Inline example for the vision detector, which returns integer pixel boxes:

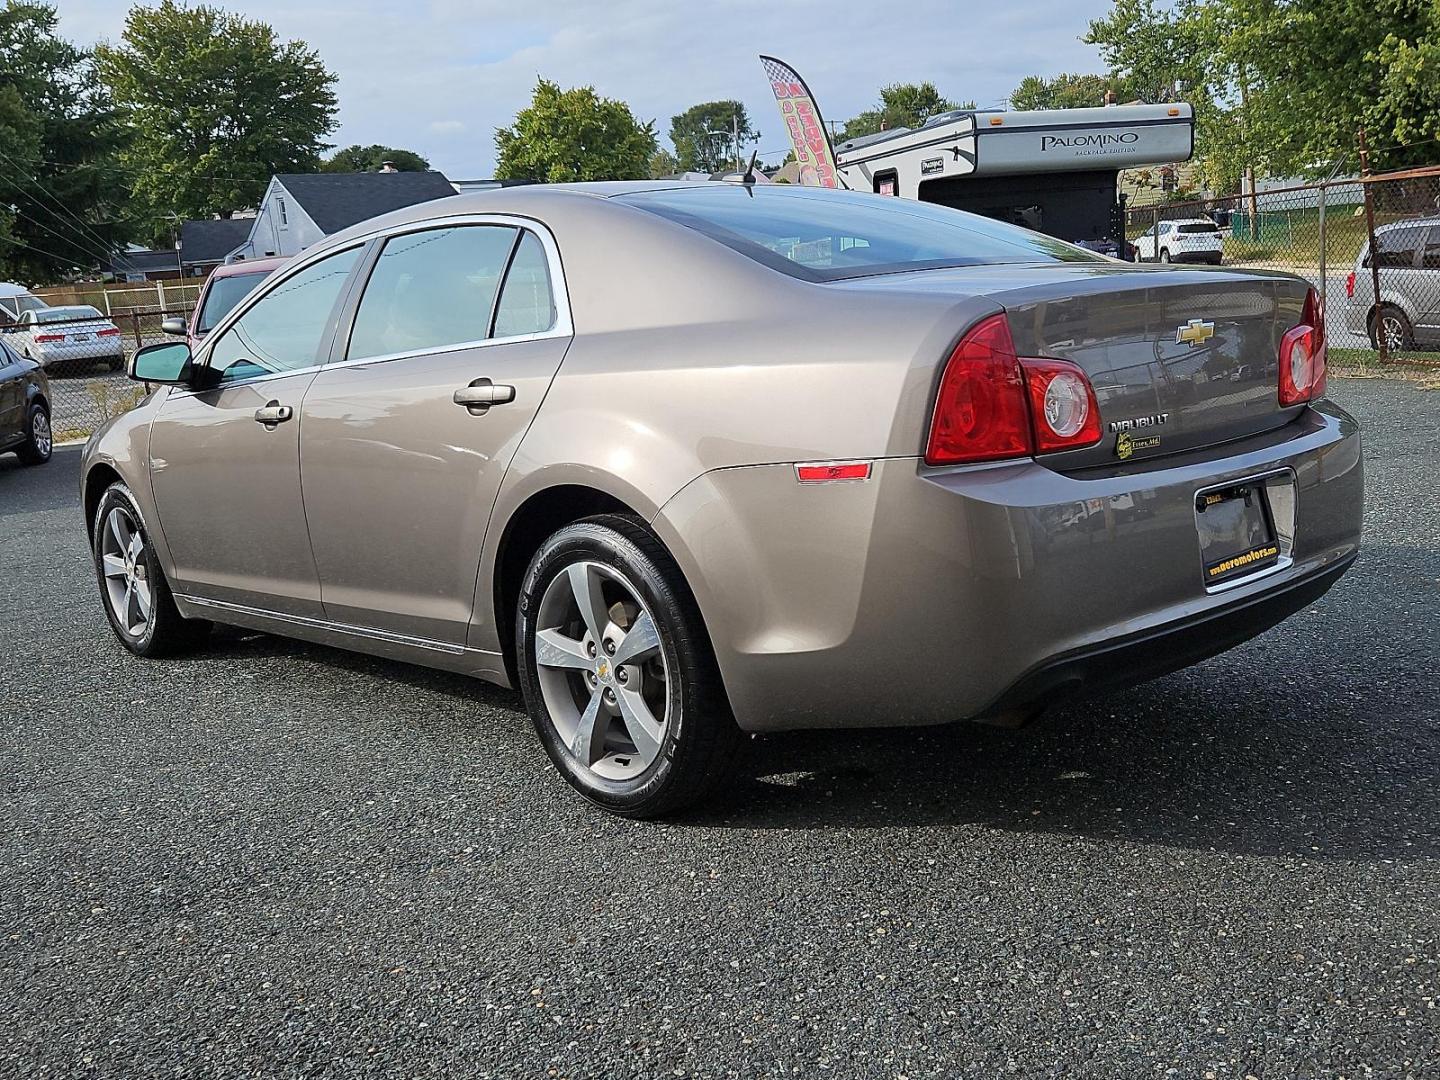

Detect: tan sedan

[81,182,1362,816]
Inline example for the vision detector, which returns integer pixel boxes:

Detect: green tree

[0,2,129,282]
[1010,72,1135,111]
[96,0,337,231]
[668,100,759,173]
[495,79,656,183]
[648,147,680,178]
[324,144,430,173]
[839,82,969,141]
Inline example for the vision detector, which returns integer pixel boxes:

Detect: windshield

[38,306,102,322]
[198,272,268,333]
[616,185,1104,281]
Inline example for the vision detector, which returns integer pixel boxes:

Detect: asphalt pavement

[2,377,1437,1079]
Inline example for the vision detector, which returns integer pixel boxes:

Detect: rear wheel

[1370,305,1414,352]
[92,481,210,656]
[516,515,742,818]
[15,403,51,466]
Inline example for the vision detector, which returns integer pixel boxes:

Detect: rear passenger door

[298,218,572,646]
[1417,226,1440,331]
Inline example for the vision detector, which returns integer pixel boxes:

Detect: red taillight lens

[33,333,63,343]
[1345,271,1356,299]
[925,314,1032,465]
[1279,288,1327,406]
[1020,358,1103,453]
[97,327,120,337]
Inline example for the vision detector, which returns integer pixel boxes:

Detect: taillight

[1279,287,1327,406]
[925,314,1102,466]
[33,333,63,343]
[925,315,1031,465]
[1020,358,1102,453]
[97,327,120,337]
[1345,271,1356,299]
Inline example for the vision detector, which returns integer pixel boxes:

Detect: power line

[0,146,122,260]
[10,207,114,267]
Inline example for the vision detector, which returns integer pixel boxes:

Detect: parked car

[0,282,49,327]
[1342,216,1440,351]
[0,337,52,466]
[1073,237,1138,261]
[80,182,1361,817]
[161,256,288,352]
[7,305,125,372]
[1133,218,1224,264]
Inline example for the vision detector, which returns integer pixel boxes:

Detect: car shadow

[0,444,83,516]
[683,656,1437,863]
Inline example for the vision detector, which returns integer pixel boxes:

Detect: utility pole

[1357,128,1385,362]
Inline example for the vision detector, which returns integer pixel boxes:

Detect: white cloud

[57,0,1114,178]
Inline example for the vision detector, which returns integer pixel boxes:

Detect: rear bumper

[1169,250,1223,264]
[654,401,1362,732]
[34,341,124,366]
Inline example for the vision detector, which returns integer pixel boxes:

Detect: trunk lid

[835,264,1312,468]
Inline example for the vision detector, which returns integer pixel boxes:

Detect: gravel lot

[2,378,1437,1079]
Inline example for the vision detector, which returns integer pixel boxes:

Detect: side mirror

[160,317,187,337]
[129,341,193,385]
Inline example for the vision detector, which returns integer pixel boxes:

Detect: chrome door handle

[453,379,516,413]
[254,402,293,425]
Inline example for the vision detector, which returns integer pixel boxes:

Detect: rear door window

[1367,226,1425,268]
[492,231,557,339]
[347,225,518,361]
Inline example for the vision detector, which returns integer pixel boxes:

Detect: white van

[0,283,49,327]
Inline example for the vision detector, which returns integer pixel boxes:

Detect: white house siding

[228,179,326,262]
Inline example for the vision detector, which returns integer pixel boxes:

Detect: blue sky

[59,0,1115,178]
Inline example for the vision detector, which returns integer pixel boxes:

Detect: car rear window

[1176,223,1219,234]
[616,185,1103,281]
[37,306,101,322]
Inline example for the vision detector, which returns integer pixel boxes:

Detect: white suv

[1133,218,1224,265]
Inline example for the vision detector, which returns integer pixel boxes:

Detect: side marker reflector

[796,461,872,483]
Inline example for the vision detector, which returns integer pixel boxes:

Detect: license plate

[1195,483,1279,585]
[73,333,92,342]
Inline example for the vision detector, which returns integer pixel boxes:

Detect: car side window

[1421,228,1440,271]
[347,225,518,361]
[207,247,360,383]
[492,231,557,339]
[1368,226,1424,269]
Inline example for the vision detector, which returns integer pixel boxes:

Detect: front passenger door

[148,245,363,615]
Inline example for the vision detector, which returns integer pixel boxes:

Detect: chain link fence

[1,305,189,441]
[1126,164,1440,367]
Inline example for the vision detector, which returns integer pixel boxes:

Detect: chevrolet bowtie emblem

[1176,318,1216,346]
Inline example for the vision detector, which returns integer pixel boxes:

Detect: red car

[161,256,289,353]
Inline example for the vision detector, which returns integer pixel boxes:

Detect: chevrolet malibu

[80,182,1362,817]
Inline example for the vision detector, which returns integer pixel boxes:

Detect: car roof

[1165,218,1219,225]
[1376,216,1440,232]
[211,255,289,279]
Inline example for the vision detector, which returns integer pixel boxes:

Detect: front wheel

[516,515,742,818]
[15,403,52,465]
[1159,248,1172,263]
[92,482,211,656]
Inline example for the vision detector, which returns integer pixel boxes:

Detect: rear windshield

[37,306,102,322]
[198,272,268,332]
[616,185,1103,281]
[1176,223,1219,234]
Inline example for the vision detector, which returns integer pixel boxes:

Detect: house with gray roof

[228,171,458,261]
[179,217,253,276]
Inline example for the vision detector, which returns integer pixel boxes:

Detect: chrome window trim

[173,214,572,395]
[338,217,572,370]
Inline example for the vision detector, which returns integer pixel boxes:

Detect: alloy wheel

[31,410,51,458]
[100,506,154,639]
[1381,315,1406,351]
[533,560,669,781]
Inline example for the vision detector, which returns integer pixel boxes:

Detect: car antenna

[741,150,759,187]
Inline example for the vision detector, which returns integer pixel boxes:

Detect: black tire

[1370,305,1414,352]
[15,402,52,466]
[108,354,125,372]
[516,514,743,818]
[91,481,211,657]
[1159,248,1172,263]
